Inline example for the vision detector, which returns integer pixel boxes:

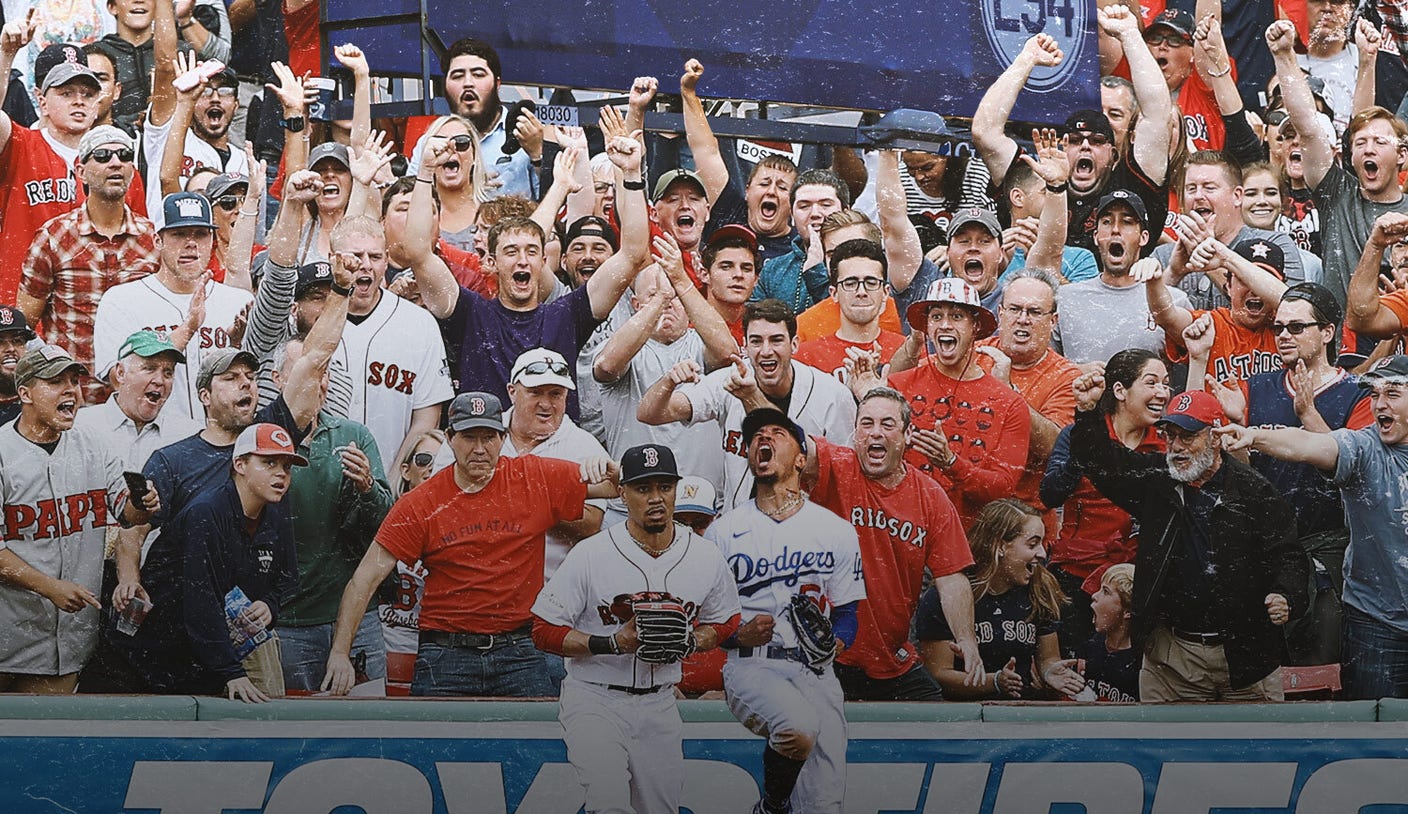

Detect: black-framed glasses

[1272,321,1328,335]
[837,277,885,292]
[411,452,435,467]
[1144,33,1192,47]
[1001,304,1052,319]
[1069,132,1111,147]
[86,147,133,164]
[199,86,237,99]
[213,194,245,212]
[516,359,570,378]
[446,134,475,152]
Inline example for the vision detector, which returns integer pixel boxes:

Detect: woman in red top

[1040,348,1168,655]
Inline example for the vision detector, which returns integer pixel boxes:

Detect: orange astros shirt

[1165,308,1281,384]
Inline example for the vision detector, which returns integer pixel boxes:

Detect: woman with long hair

[1040,349,1168,654]
[917,498,1081,699]
[419,114,491,252]
[393,428,446,499]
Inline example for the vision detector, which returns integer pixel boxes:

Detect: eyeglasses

[1001,304,1052,319]
[445,134,475,152]
[516,359,570,378]
[1144,32,1192,47]
[85,147,133,164]
[411,452,435,467]
[198,86,237,99]
[212,194,246,212]
[836,277,885,292]
[1271,321,1328,335]
[1069,132,1111,147]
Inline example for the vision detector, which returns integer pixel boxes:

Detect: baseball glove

[785,594,836,673]
[632,599,694,664]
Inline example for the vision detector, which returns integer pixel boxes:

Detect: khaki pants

[241,634,286,698]
[1139,625,1283,702]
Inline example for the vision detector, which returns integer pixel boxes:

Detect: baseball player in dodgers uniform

[708,408,866,814]
[532,443,741,814]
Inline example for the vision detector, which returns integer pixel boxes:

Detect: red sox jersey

[0,421,127,675]
[92,276,254,422]
[332,291,453,479]
[0,126,80,305]
[533,521,741,688]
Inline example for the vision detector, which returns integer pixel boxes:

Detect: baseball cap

[118,330,186,364]
[0,305,37,341]
[1233,238,1285,280]
[308,142,351,171]
[294,261,334,300]
[232,423,309,466]
[1147,7,1195,41]
[652,168,707,203]
[706,223,759,253]
[1095,189,1149,229]
[948,207,1002,239]
[1156,390,1226,432]
[196,347,258,391]
[1063,110,1116,144]
[162,192,214,230]
[14,344,87,388]
[78,126,135,162]
[34,43,87,90]
[674,476,718,516]
[447,391,506,433]
[40,61,100,94]
[204,173,249,202]
[563,216,619,252]
[904,277,998,338]
[741,407,807,454]
[1361,354,1408,385]
[1281,281,1343,327]
[620,443,680,484]
[511,348,575,390]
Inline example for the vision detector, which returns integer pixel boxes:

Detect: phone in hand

[124,472,149,504]
[173,59,226,92]
[500,99,538,155]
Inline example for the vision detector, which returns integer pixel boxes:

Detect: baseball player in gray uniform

[707,408,866,814]
[0,345,157,693]
[532,443,742,814]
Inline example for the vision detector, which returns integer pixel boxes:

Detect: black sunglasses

[1069,132,1111,147]
[86,147,134,163]
[410,452,435,467]
[446,134,475,152]
[212,194,245,212]
[1271,321,1328,335]
[517,359,570,378]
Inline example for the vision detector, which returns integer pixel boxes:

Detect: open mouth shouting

[1360,158,1383,187]
[1072,154,1097,182]
[55,397,78,422]
[755,355,781,382]
[961,258,985,284]
[320,181,342,203]
[142,385,165,408]
[758,197,779,222]
[863,441,888,469]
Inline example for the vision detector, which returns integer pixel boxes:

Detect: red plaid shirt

[21,204,159,403]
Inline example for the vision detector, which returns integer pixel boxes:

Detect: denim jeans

[834,662,944,701]
[1341,603,1408,700]
[279,610,387,694]
[411,635,553,697]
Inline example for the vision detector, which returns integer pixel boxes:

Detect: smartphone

[123,472,149,502]
[173,59,226,92]
[500,99,538,155]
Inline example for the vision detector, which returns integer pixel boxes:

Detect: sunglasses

[443,134,475,152]
[199,86,237,99]
[410,452,435,467]
[516,359,570,378]
[1069,132,1111,147]
[86,147,134,163]
[212,194,246,212]
[1271,321,1328,335]
[1144,32,1192,47]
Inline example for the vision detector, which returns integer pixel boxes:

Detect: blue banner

[324,0,1099,122]
[3,719,1407,812]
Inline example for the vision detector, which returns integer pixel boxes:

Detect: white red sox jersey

[706,500,866,648]
[0,421,127,675]
[679,360,856,511]
[332,291,453,479]
[92,276,254,423]
[532,521,741,688]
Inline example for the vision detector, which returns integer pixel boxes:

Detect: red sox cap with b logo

[232,423,309,466]
[1157,390,1226,432]
[621,443,680,484]
[447,391,505,433]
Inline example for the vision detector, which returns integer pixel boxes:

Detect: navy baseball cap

[1063,110,1115,143]
[564,216,618,252]
[447,391,505,433]
[0,305,36,340]
[34,43,87,90]
[162,192,214,230]
[1233,238,1286,280]
[741,407,807,454]
[1361,355,1408,385]
[1148,8,1195,42]
[620,443,680,484]
[295,261,334,300]
[1095,189,1148,229]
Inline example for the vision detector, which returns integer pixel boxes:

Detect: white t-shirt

[92,275,254,422]
[142,110,249,228]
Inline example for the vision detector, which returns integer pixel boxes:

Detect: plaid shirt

[21,204,159,404]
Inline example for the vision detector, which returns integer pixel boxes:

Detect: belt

[420,625,531,650]
[1172,628,1223,646]
[736,645,805,662]
[585,680,665,696]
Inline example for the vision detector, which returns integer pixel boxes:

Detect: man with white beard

[1069,378,1308,702]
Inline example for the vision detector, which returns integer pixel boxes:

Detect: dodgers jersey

[0,421,127,674]
[706,501,866,650]
[92,276,254,423]
[533,522,741,688]
[332,291,453,479]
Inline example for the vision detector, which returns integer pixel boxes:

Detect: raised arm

[0,9,37,151]
[148,0,182,128]
[345,129,395,221]
[1108,5,1171,185]
[1347,212,1408,338]
[584,128,650,319]
[176,0,228,62]
[679,59,728,204]
[1134,257,1195,342]
[224,143,266,293]
[1352,18,1382,116]
[659,232,735,369]
[1217,240,1289,304]
[972,34,1063,187]
[160,52,207,197]
[1020,128,1070,274]
[1268,20,1333,189]
[1215,423,1340,472]
[874,150,924,292]
[407,139,462,319]
[282,254,352,428]
[264,61,311,174]
[1192,13,1242,118]
[623,75,657,145]
[333,44,372,152]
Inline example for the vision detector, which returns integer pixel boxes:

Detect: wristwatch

[280,115,306,133]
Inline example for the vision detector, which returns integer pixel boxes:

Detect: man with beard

[1055,191,1191,365]
[800,387,981,702]
[1071,378,1306,702]
[81,47,124,134]
[409,38,541,199]
[94,0,227,135]
[1154,151,1303,310]
[638,298,856,512]
[756,169,849,315]
[141,0,246,228]
[21,126,158,405]
[0,305,35,423]
[973,15,1171,257]
[1144,237,1290,384]
[1270,19,1408,308]
[561,216,617,289]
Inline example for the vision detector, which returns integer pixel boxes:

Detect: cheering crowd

[2,0,1408,716]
